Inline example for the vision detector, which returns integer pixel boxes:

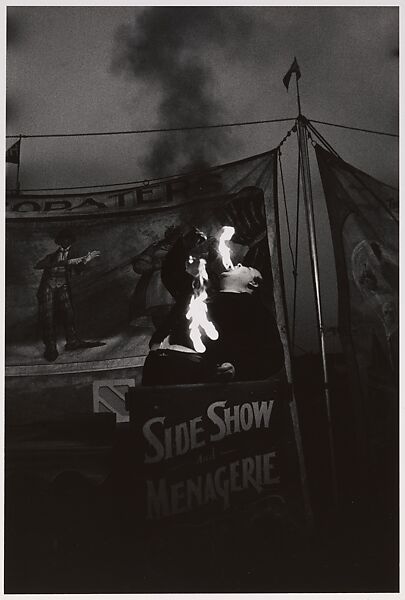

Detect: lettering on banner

[146,451,280,519]
[140,397,280,520]
[143,399,275,464]
[8,172,224,215]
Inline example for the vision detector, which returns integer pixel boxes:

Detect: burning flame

[218,226,235,270]
[186,258,218,353]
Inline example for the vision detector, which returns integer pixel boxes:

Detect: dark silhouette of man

[142,229,284,385]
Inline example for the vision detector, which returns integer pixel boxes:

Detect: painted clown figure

[35,228,101,362]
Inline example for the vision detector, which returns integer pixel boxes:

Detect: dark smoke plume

[112,7,252,177]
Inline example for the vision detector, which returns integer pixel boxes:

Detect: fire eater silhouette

[142,228,284,385]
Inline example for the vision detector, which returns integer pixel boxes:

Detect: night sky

[6,5,399,352]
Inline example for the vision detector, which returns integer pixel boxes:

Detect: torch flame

[186,258,219,353]
[218,226,235,270]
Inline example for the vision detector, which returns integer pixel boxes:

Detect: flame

[186,258,218,353]
[218,226,235,270]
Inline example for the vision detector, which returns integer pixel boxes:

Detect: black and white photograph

[5,4,399,594]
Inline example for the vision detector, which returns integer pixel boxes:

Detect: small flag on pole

[6,139,21,164]
[283,57,301,90]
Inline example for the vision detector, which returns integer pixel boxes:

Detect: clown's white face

[219,265,263,294]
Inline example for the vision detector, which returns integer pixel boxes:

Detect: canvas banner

[316,144,399,457]
[6,150,290,373]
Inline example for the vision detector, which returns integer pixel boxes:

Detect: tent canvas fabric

[6,150,291,376]
[316,144,398,459]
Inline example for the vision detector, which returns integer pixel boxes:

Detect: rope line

[12,175,184,193]
[308,121,399,224]
[307,122,342,159]
[6,116,398,140]
[278,149,296,275]
[291,147,301,352]
[13,154,274,193]
[6,117,296,139]
[7,163,255,193]
[310,119,398,138]
[277,121,297,149]
[11,129,293,193]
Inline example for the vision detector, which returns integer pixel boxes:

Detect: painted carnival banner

[126,379,304,525]
[316,145,399,459]
[6,150,290,370]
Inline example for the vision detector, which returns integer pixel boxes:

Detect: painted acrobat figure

[35,228,101,362]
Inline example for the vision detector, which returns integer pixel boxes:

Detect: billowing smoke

[112,7,252,177]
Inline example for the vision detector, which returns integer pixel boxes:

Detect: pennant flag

[316,144,398,466]
[6,139,21,164]
[283,57,301,90]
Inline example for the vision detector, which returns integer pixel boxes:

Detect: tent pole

[268,150,314,529]
[295,74,302,116]
[16,134,22,195]
[296,115,339,507]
